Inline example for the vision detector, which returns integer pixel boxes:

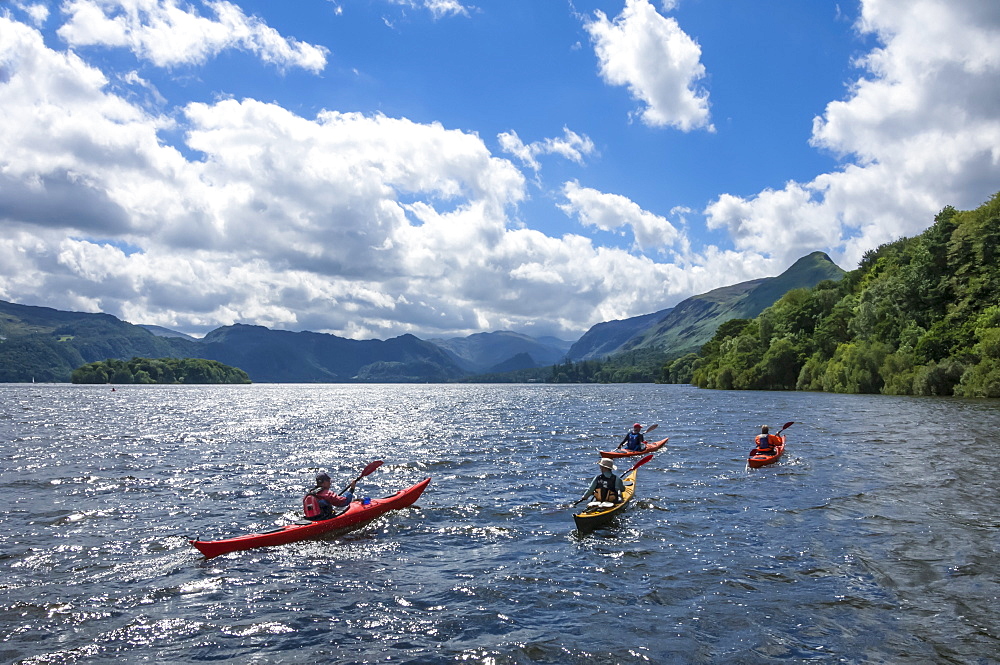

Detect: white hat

[598,458,614,470]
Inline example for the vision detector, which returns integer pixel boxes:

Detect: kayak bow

[189,477,430,558]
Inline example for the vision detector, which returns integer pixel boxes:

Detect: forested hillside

[674,193,1000,397]
[0,301,191,382]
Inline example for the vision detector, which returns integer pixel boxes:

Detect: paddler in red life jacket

[303,472,355,521]
[751,425,781,456]
[584,458,626,508]
[619,423,647,452]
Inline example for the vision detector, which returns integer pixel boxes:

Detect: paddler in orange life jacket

[583,458,626,508]
[303,472,355,521]
[619,423,647,452]
[751,425,781,456]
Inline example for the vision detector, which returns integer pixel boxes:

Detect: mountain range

[0,251,844,382]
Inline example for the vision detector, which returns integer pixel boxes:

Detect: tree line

[548,348,668,383]
[665,193,1000,397]
[71,357,251,384]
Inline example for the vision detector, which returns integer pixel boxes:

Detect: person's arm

[318,488,354,507]
[578,476,599,503]
[616,476,626,493]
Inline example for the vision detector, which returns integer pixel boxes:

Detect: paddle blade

[645,423,658,434]
[782,421,794,430]
[623,453,654,476]
[341,460,384,494]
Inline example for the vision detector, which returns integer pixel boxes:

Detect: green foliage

[0,336,85,382]
[548,348,669,383]
[684,192,1000,397]
[71,357,251,384]
[662,353,700,384]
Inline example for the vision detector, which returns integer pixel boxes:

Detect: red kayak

[747,436,785,468]
[189,477,430,558]
[599,437,668,458]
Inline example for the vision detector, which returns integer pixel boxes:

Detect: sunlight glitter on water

[1,384,999,664]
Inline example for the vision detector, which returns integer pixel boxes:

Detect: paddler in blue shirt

[582,458,625,508]
[618,423,647,452]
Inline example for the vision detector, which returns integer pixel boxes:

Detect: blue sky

[1,0,998,341]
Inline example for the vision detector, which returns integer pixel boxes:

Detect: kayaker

[303,472,356,521]
[582,458,625,507]
[751,425,781,456]
[618,423,646,452]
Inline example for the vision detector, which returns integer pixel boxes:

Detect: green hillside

[682,193,1000,397]
[543,251,845,383]
[0,300,193,382]
[0,303,466,383]
[625,251,846,357]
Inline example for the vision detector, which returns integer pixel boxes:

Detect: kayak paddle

[341,460,383,495]
[621,453,654,477]
[573,452,655,506]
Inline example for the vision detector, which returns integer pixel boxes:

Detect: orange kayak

[189,477,430,558]
[599,437,668,458]
[748,436,785,468]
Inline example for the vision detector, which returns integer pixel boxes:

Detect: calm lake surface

[1,383,998,664]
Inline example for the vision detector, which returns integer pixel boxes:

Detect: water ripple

[1,384,998,663]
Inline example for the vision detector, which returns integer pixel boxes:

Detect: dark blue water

[1,383,997,664]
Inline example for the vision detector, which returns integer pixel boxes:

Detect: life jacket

[594,472,619,501]
[303,491,324,519]
[756,434,775,451]
[625,431,644,451]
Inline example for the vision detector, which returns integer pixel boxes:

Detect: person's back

[754,425,779,452]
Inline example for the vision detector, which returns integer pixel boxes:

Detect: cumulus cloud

[57,0,329,71]
[705,0,1000,268]
[497,127,595,172]
[584,0,712,131]
[559,181,682,252]
[4,0,996,343]
[13,2,50,26]
[1,13,736,340]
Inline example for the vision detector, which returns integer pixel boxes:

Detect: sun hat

[598,458,614,470]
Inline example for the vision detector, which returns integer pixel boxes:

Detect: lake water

[1,383,997,664]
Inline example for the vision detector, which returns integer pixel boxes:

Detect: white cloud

[57,0,329,72]
[385,0,469,19]
[13,2,50,26]
[584,0,712,131]
[2,14,739,340]
[705,0,1000,269]
[559,181,681,251]
[497,127,595,172]
[6,0,996,344]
